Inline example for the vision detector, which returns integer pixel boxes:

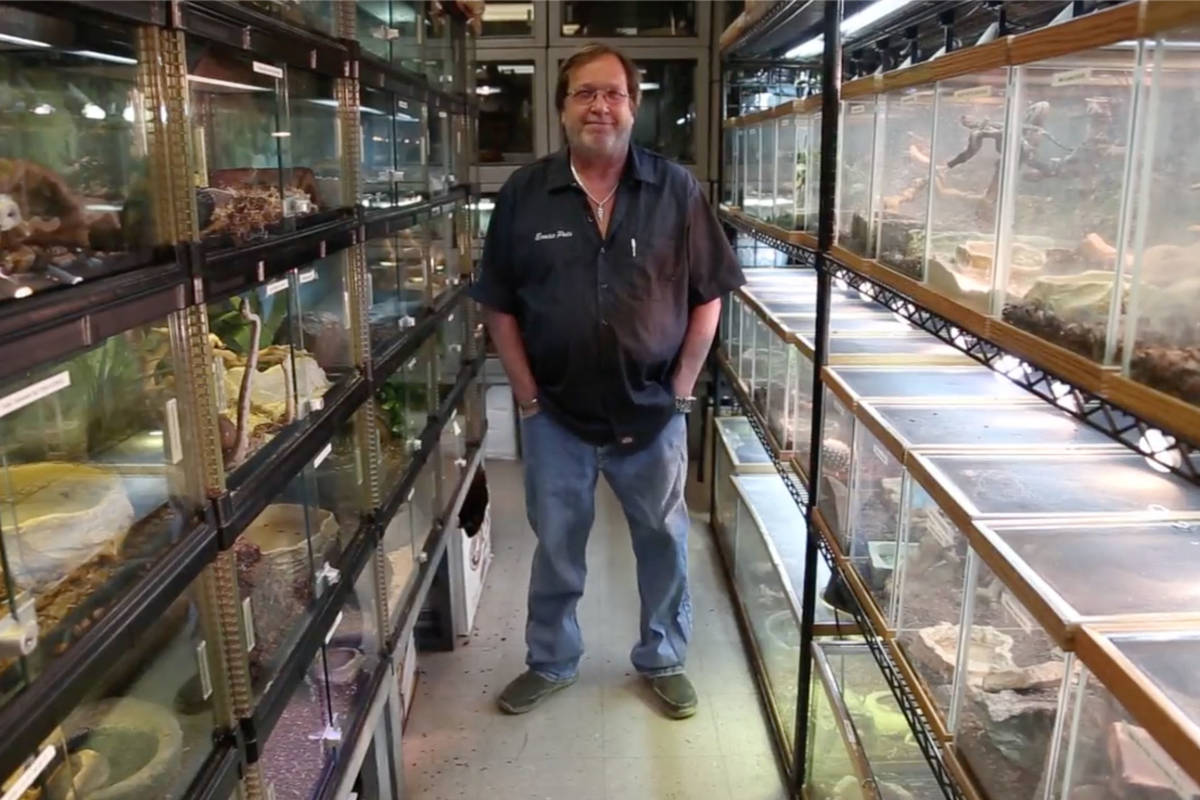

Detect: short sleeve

[468,181,519,314]
[684,183,744,308]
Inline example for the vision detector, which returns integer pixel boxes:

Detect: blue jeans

[520,410,692,681]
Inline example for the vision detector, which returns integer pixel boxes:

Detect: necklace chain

[569,160,618,222]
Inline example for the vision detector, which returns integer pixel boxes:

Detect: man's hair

[554,44,641,113]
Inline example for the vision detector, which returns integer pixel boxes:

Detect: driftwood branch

[230,301,261,466]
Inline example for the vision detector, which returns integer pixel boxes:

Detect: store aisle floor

[402,460,789,800]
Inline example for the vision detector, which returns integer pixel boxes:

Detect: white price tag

[953,85,992,100]
[1052,67,1094,86]
[314,442,333,468]
[0,371,69,419]
[300,268,318,284]
[165,398,183,465]
[266,278,289,296]
[253,61,284,79]
[242,597,256,651]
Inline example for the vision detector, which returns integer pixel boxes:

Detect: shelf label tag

[1001,590,1035,634]
[0,371,69,420]
[325,611,344,644]
[1052,67,1093,86]
[266,277,289,296]
[165,398,183,465]
[300,268,318,284]
[314,442,333,468]
[196,640,214,700]
[849,103,867,114]
[242,597,256,651]
[2,745,57,800]
[253,61,284,79]
[953,85,992,100]
[397,99,409,109]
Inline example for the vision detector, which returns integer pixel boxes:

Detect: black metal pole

[791,0,842,794]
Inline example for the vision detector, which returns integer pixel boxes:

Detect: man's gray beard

[567,126,632,160]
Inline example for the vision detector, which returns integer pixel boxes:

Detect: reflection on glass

[322,567,381,750]
[1126,31,1200,406]
[481,1,535,37]
[633,61,695,163]
[954,552,1069,800]
[925,70,1009,312]
[0,8,163,302]
[374,339,433,486]
[48,577,219,800]
[428,109,451,195]
[805,646,864,800]
[476,62,535,164]
[310,413,370,582]
[837,97,877,256]
[436,305,468,404]
[248,0,334,36]
[360,86,396,209]
[877,88,934,280]
[845,421,904,618]
[368,225,428,357]
[358,1,420,63]
[259,646,334,800]
[289,70,343,222]
[560,2,696,37]
[743,123,761,220]
[1001,50,1138,364]
[0,317,200,706]
[428,208,465,296]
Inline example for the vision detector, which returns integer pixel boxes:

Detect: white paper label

[253,61,284,79]
[397,99,409,109]
[1001,590,1035,634]
[310,396,324,412]
[266,278,289,296]
[2,745,57,800]
[165,398,183,465]
[314,442,333,468]
[0,371,70,420]
[849,103,867,114]
[325,611,344,644]
[954,85,992,100]
[300,268,318,284]
[1052,67,1093,86]
[242,598,256,651]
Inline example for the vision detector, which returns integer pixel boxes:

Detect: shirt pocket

[619,233,682,300]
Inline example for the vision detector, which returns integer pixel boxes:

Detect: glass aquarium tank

[0,7,166,302]
[877,87,935,280]
[393,94,426,204]
[743,122,761,220]
[633,60,697,164]
[559,1,697,37]
[367,224,428,358]
[792,109,814,232]
[258,643,336,800]
[287,68,346,225]
[1124,29,1200,407]
[0,316,205,708]
[380,455,437,631]
[207,260,352,477]
[308,413,371,583]
[320,566,382,761]
[807,641,943,800]
[925,69,1010,313]
[0,574,223,800]
[360,85,397,211]
[733,125,744,208]
[476,60,536,166]
[428,207,465,297]
[722,121,737,208]
[436,301,468,404]
[837,97,878,256]
[437,397,470,514]
[806,110,823,234]
[758,118,776,223]
[374,338,434,492]
[713,416,775,562]
[247,0,335,36]
[428,108,451,196]
[1060,627,1200,800]
[357,1,421,64]
[773,113,797,229]
[826,332,971,365]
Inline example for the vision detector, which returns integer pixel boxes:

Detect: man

[469,43,743,719]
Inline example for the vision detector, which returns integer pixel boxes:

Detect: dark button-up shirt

[470,146,744,449]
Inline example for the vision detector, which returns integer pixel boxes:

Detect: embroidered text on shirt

[534,230,574,241]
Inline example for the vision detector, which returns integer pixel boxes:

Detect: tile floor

[401,460,790,800]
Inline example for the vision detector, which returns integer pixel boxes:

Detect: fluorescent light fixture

[0,32,50,48]
[188,75,272,92]
[785,0,913,59]
[639,82,660,91]
[32,103,54,115]
[82,102,106,120]
[497,64,534,75]
[475,85,502,96]
[68,49,137,65]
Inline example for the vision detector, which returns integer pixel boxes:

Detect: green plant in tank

[209,292,290,355]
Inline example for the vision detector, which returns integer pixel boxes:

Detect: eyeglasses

[566,87,629,106]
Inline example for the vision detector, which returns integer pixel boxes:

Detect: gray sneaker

[497,670,578,714]
[647,673,699,719]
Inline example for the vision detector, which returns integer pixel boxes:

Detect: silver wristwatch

[674,395,696,414]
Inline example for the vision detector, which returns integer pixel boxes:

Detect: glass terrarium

[926,69,1011,313]
[743,122,761,220]
[827,332,971,365]
[0,7,168,302]
[476,60,536,166]
[732,125,744,208]
[355,0,400,62]
[713,416,774,562]
[367,224,427,358]
[765,337,806,454]
[837,97,879,256]
[775,310,918,340]
[436,396,470,515]
[207,263,352,477]
[792,110,814,232]
[247,0,335,36]
[189,45,317,249]
[877,87,935,280]
[999,49,1139,364]
[309,412,372,583]
[287,69,345,224]
[374,338,434,490]
[758,118,777,223]
[380,454,437,631]
[1124,29,1200,407]
[735,292,761,389]
[747,310,778,418]
[427,108,451,196]
[436,302,468,404]
[722,122,737,208]
[807,641,943,800]
[773,113,797,229]
[0,316,204,707]
[360,85,397,211]
[428,206,466,297]
[393,95,426,205]
[1059,628,1200,800]
[816,382,856,551]
[1,574,223,800]
[806,110,823,234]
[258,644,336,800]
[559,1,697,37]
[320,565,382,759]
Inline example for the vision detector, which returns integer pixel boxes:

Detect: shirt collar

[548,145,660,193]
